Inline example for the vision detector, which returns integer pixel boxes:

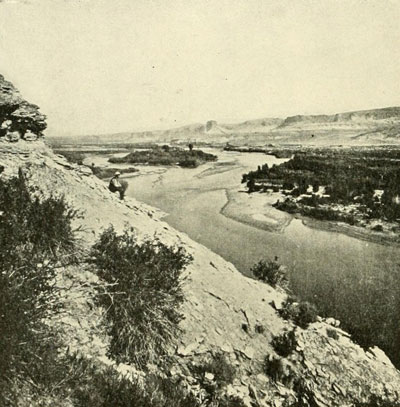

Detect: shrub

[263,356,295,385]
[0,171,78,404]
[326,327,339,340]
[354,394,400,407]
[55,150,86,165]
[251,258,288,288]
[372,224,384,232]
[191,353,236,388]
[279,297,318,329]
[90,226,192,368]
[178,158,198,168]
[263,356,282,381]
[272,330,297,357]
[282,181,295,190]
[62,356,200,407]
[189,353,237,404]
[217,395,247,407]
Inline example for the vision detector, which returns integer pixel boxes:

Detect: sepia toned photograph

[1,0,400,405]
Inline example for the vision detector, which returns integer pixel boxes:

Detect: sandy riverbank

[222,185,400,246]
[221,189,292,233]
[299,215,400,246]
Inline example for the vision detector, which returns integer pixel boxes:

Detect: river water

[102,148,400,364]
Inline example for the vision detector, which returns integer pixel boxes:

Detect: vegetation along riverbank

[242,147,400,243]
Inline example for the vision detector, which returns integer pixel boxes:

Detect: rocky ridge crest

[0,74,46,142]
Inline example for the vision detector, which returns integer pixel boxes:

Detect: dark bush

[190,353,236,388]
[67,357,200,407]
[279,297,318,329]
[263,355,295,385]
[178,158,198,168]
[251,258,288,288]
[0,171,78,404]
[189,353,237,404]
[354,394,400,407]
[217,395,247,407]
[272,330,297,357]
[263,356,282,381]
[90,226,192,368]
[291,188,301,197]
[282,181,295,190]
[55,150,86,165]
[326,328,339,340]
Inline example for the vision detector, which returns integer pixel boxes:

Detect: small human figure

[109,171,125,200]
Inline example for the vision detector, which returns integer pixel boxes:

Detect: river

[90,148,400,365]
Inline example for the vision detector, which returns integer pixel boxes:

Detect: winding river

[90,149,400,364]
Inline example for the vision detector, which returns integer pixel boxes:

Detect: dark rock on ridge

[0,74,46,141]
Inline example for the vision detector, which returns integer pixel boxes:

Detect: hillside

[50,106,400,146]
[2,74,400,405]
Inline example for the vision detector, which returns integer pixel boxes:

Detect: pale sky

[0,0,399,136]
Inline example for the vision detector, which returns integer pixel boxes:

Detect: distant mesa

[206,120,217,132]
[279,107,400,128]
[45,101,400,146]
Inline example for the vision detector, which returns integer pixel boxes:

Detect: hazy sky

[0,0,399,136]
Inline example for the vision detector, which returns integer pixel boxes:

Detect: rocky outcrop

[1,140,400,406]
[0,74,46,141]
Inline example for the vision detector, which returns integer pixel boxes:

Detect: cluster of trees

[109,145,217,168]
[243,148,400,223]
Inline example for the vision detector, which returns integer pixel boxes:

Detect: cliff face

[2,77,400,406]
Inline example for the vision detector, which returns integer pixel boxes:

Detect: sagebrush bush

[272,329,297,357]
[279,297,318,329]
[189,353,237,405]
[70,359,199,407]
[90,226,192,368]
[251,258,288,288]
[0,171,79,404]
[216,395,247,407]
[263,356,282,381]
[263,356,295,386]
[55,150,86,165]
[191,353,236,388]
[354,394,400,407]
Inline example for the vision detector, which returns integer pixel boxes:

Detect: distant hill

[49,106,400,146]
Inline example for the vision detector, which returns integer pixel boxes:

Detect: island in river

[108,144,217,168]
